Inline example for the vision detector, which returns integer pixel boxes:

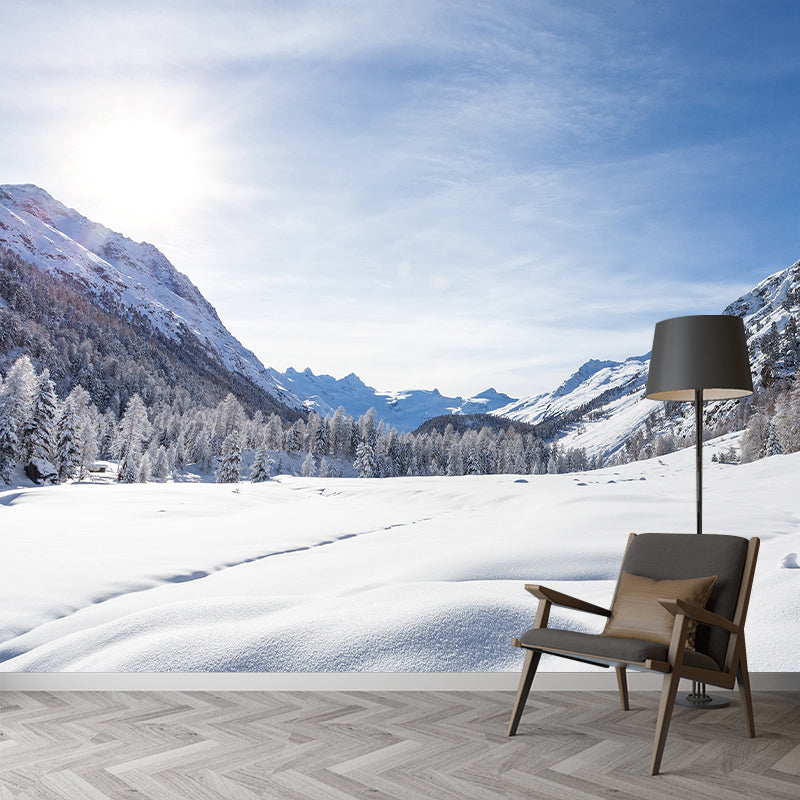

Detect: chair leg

[737,647,755,738]
[650,670,681,776]
[508,649,541,736]
[615,666,630,711]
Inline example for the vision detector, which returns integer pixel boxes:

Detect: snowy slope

[497,356,649,425]
[0,440,796,672]
[0,184,302,409]
[494,355,653,458]
[269,366,516,431]
[724,259,800,383]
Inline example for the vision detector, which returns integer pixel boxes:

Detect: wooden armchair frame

[507,533,760,775]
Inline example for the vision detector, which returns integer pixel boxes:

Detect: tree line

[0,355,609,485]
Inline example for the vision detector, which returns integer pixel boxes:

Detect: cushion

[518,627,720,672]
[602,571,717,647]
[619,533,749,668]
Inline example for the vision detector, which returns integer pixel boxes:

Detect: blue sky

[2,1,800,398]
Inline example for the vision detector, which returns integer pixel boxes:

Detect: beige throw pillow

[603,571,718,648]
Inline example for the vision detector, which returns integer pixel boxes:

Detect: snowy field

[1,435,798,673]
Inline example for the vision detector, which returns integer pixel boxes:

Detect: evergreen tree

[0,355,36,481]
[329,406,351,456]
[118,442,142,483]
[775,381,800,454]
[445,441,463,476]
[354,440,376,478]
[313,419,328,459]
[265,413,283,449]
[740,410,769,463]
[22,369,57,463]
[216,430,242,483]
[152,446,170,481]
[358,408,378,449]
[215,393,246,443]
[301,450,317,477]
[250,446,274,482]
[765,421,783,457]
[115,394,151,481]
[66,385,98,478]
[56,402,81,481]
[137,452,152,483]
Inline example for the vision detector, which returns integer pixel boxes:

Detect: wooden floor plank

[0,689,798,799]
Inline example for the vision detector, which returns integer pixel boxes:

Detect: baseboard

[1,671,798,692]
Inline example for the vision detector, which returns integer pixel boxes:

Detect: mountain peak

[0,184,300,411]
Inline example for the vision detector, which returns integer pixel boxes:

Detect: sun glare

[73,116,209,234]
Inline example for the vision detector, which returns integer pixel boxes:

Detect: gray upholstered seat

[518,627,720,672]
[507,532,759,776]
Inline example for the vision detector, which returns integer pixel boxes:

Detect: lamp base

[675,681,730,709]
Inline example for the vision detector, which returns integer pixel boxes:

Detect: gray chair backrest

[618,533,749,668]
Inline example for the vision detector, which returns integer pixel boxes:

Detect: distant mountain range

[267,366,516,432]
[2,184,799,457]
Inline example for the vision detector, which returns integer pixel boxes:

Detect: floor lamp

[645,314,753,708]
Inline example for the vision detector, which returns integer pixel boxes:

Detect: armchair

[507,532,759,775]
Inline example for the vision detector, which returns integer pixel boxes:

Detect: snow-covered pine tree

[21,369,56,463]
[301,450,317,477]
[765,421,783,457]
[152,446,170,481]
[775,381,800,454]
[0,355,36,481]
[214,393,246,444]
[192,429,215,473]
[740,410,769,463]
[115,394,151,480]
[137,452,152,483]
[66,386,98,478]
[445,441,463,476]
[0,406,19,483]
[56,402,81,481]
[313,419,328,459]
[247,409,264,448]
[353,439,376,478]
[358,408,378,449]
[265,414,283,449]
[216,430,242,483]
[464,445,480,475]
[250,446,274,482]
[329,406,350,456]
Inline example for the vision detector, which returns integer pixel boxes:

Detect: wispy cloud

[2,1,799,396]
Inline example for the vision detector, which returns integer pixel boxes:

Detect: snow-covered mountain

[0,184,516,430]
[0,184,302,410]
[268,366,516,432]
[723,260,800,384]
[495,260,800,459]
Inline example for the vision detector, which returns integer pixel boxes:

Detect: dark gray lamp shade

[645,315,753,401]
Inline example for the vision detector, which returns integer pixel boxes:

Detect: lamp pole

[678,386,728,707]
[696,388,702,536]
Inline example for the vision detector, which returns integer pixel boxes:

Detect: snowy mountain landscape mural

[3,1,800,678]
[1,185,800,672]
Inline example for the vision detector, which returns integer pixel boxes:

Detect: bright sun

[73,116,208,234]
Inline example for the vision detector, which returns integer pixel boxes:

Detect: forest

[0,346,794,488]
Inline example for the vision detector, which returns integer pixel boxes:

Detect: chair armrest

[525,584,612,617]
[657,597,740,634]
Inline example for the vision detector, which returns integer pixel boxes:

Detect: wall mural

[1,4,799,674]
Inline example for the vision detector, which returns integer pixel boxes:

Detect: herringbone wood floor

[1,689,799,799]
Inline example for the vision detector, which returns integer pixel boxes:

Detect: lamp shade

[645,315,753,401]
